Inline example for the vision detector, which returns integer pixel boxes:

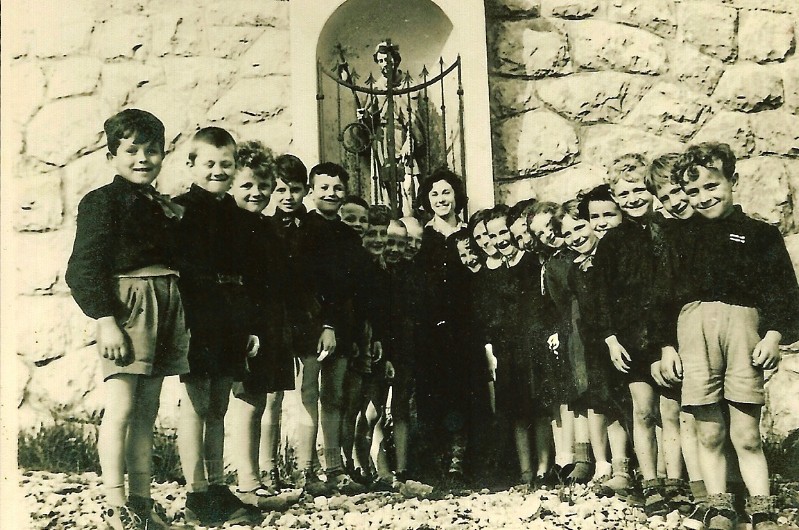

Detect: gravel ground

[19,471,799,529]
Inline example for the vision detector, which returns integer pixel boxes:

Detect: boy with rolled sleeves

[66,109,188,530]
[172,127,261,526]
[658,143,799,530]
[593,153,672,515]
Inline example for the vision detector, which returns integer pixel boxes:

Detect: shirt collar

[426,215,465,238]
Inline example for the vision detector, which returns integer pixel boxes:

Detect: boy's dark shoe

[184,491,220,526]
[370,475,395,493]
[102,504,147,530]
[745,494,779,530]
[682,502,709,530]
[566,461,593,485]
[127,495,169,529]
[595,458,633,497]
[664,478,694,515]
[643,478,669,517]
[327,471,368,495]
[704,493,737,530]
[300,469,332,497]
[262,469,294,491]
[207,485,261,525]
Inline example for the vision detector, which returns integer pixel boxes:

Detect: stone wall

[8,0,799,441]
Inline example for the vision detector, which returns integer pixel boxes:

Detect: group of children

[65,107,798,530]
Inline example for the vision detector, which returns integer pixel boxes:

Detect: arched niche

[290,0,494,211]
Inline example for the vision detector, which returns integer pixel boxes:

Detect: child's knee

[633,406,658,429]
[696,421,727,450]
[730,425,762,453]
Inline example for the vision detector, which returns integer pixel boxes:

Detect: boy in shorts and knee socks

[66,109,189,530]
[659,142,799,530]
[173,127,261,526]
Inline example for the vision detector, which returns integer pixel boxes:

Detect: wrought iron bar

[457,55,466,183]
[421,65,431,176]
[439,57,448,169]
[316,61,326,163]
[319,59,459,96]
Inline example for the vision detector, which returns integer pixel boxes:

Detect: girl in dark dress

[477,205,559,486]
[413,169,473,482]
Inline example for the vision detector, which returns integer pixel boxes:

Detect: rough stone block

[784,159,799,235]
[666,41,725,96]
[7,61,46,126]
[13,231,73,296]
[762,352,799,441]
[490,20,571,77]
[750,110,799,156]
[566,19,667,74]
[131,86,194,144]
[16,296,93,365]
[156,12,206,57]
[494,108,579,177]
[722,0,799,14]
[161,57,239,114]
[485,0,541,19]
[100,61,167,109]
[497,162,607,205]
[779,59,799,114]
[29,0,96,58]
[61,150,115,222]
[607,0,677,38]
[46,57,102,100]
[678,2,738,62]
[236,115,294,154]
[692,111,755,159]
[735,157,793,233]
[5,6,32,58]
[535,72,652,123]
[623,82,712,140]
[581,124,683,169]
[489,77,542,119]
[154,140,195,198]
[205,0,290,28]
[91,14,151,60]
[739,10,795,63]
[785,234,799,280]
[13,173,64,233]
[714,63,784,112]
[206,27,264,59]
[540,0,600,20]
[149,11,183,57]
[26,97,109,167]
[207,77,291,124]
[239,28,291,77]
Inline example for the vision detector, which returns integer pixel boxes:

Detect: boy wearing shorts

[66,109,188,530]
[659,143,799,530]
[173,127,261,526]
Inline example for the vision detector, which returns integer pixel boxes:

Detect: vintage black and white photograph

[2,0,799,529]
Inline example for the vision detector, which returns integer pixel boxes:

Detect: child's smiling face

[189,142,237,197]
[472,221,498,257]
[363,223,388,257]
[485,216,516,258]
[340,202,369,236]
[230,168,273,213]
[311,173,346,217]
[529,212,563,249]
[510,216,535,252]
[273,178,307,214]
[683,165,735,220]
[384,222,407,265]
[560,214,598,256]
[109,137,163,186]
[611,177,653,219]
[656,182,694,220]
[587,199,623,237]
[456,238,481,272]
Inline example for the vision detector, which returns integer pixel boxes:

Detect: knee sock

[690,480,708,503]
[324,447,344,476]
[126,472,151,499]
[205,459,224,486]
[298,424,317,471]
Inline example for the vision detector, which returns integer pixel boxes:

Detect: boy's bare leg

[607,417,629,462]
[728,402,769,496]
[629,381,659,480]
[680,411,703,482]
[354,403,375,472]
[204,377,234,486]
[297,356,322,471]
[320,357,348,474]
[534,416,552,476]
[692,403,728,494]
[513,421,533,479]
[341,371,364,471]
[178,378,211,492]
[231,392,267,491]
[99,374,139,506]
[392,383,411,475]
[588,409,610,477]
[554,404,575,467]
[126,376,165,499]
[656,425,667,477]
[261,391,284,477]
[660,394,684,479]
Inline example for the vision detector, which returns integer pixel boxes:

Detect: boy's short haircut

[645,152,682,194]
[309,161,350,186]
[104,108,165,156]
[605,153,650,187]
[343,195,369,210]
[484,204,511,224]
[188,126,236,164]
[675,142,736,186]
[275,153,308,186]
[236,140,277,182]
[552,199,582,235]
[368,204,392,226]
[417,168,468,214]
[452,227,471,245]
[508,198,536,227]
[577,184,615,220]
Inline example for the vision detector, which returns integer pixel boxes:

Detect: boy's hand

[317,328,336,359]
[605,335,631,373]
[373,341,383,363]
[246,334,260,358]
[385,361,395,380]
[650,360,671,388]
[547,333,559,351]
[752,331,782,370]
[660,346,683,385]
[97,317,130,365]
[485,343,497,381]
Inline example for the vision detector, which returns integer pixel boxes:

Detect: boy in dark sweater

[658,143,799,530]
[295,162,367,495]
[66,109,187,530]
[173,127,260,526]
[593,153,668,515]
